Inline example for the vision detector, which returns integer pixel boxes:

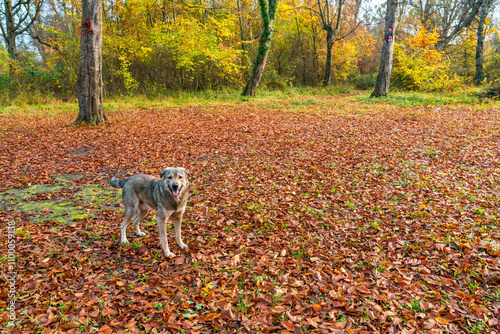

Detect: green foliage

[355,73,377,89]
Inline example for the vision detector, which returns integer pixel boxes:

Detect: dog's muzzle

[170,183,181,197]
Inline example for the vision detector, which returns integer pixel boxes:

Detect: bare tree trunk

[74,0,107,125]
[323,29,334,86]
[4,1,17,59]
[310,19,320,85]
[236,0,247,53]
[242,0,278,96]
[371,0,397,98]
[475,0,491,84]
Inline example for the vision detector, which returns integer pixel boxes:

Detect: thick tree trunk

[74,0,107,125]
[371,0,397,98]
[4,0,17,60]
[242,0,278,96]
[323,29,334,86]
[475,2,487,84]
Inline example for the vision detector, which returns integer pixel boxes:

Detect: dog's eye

[179,176,183,179]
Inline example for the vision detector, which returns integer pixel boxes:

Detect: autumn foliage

[1,96,499,332]
[392,27,462,91]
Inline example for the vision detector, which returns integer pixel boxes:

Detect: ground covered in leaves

[1,95,499,333]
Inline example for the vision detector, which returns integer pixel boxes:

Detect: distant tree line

[0,0,498,102]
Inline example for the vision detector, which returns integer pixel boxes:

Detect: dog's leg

[121,207,136,244]
[133,208,149,237]
[172,211,188,250]
[157,210,176,258]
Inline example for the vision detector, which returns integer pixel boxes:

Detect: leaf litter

[0,100,499,333]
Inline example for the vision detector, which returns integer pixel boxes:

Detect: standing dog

[110,167,190,258]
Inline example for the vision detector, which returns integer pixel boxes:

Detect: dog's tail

[110,176,128,188]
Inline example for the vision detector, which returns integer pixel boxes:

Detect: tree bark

[74,0,107,125]
[241,0,278,96]
[4,0,17,60]
[371,0,397,98]
[475,0,491,84]
[323,29,335,86]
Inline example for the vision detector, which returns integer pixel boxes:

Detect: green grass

[1,86,350,114]
[2,86,497,118]
[356,88,488,107]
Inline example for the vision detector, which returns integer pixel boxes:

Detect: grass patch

[356,89,489,107]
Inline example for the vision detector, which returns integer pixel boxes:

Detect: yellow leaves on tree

[392,25,463,91]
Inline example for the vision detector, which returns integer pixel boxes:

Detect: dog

[110,167,190,258]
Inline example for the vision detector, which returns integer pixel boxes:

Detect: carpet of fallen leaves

[1,97,499,334]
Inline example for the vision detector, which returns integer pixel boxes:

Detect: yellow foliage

[0,47,10,75]
[392,25,463,91]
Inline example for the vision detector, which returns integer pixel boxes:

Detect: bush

[355,73,377,89]
[391,27,463,91]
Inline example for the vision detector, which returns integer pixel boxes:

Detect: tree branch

[333,0,344,33]
[29,28,59,50]
[15,1,43,34]
[334,21,362,42]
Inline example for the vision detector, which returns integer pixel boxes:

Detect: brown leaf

[333,321,347,329]
[98,325,113,334]
[104,307,118,316]
[423,319,436,329]
[174,255,185,265]
[61,321,79,330]
[281,320,295,331]
[488,318,499,326]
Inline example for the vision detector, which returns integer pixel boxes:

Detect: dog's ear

[177,167,189,177]
[160,167,174,178]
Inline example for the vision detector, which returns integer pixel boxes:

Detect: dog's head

[160,167,189,197]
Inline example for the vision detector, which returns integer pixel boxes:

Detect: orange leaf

[311,304,322,312]
[435,317,449,325]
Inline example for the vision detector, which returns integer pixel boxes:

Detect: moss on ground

[0,174,121,224]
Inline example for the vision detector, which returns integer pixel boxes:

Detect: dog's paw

[178,242,188,250]
[164,251,176,258]
[121,238,129,245]
[136,231,147,237]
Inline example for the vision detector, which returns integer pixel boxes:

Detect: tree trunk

[475,2,488,84]
[371,0,397,98]
[74,0,107,125]
[4,0,17,60]
[236,0,247,53]
[242,0,278,96]
[323,29,334,86]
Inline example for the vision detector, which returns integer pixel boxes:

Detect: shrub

[391,27,463,91]
[355,73,377,89]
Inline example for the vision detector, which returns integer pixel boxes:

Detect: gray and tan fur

[110,167,190,258]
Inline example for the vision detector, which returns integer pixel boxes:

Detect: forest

[0,0,499,103]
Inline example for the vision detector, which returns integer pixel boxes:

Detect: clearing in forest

[1,94,499,333]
